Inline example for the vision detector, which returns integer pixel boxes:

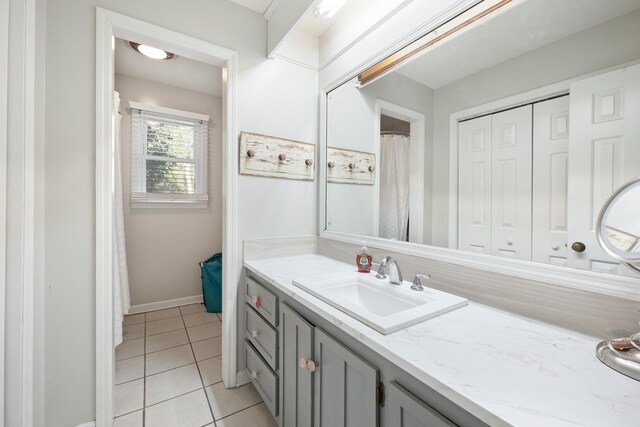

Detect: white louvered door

[458,115,492,255]
[532,96,570,267]
[567,63,640,275]
[491,105,532,261]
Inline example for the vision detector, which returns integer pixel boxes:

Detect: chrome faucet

[411,273,431,291]
[374,256,403,285]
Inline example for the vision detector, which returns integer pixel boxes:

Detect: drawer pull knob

[246,149,256,158]
[251,370,260,379]
[251,330,260,338]
[278,153,287,161]
[251,296,261,309]
[305,158,313,166]
[298,357,318,372]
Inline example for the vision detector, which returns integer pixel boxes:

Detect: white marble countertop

[245,254,640,427]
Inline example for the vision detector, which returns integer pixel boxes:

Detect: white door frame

[0,0,10,425]
[374,100,425,243]
[95,9,239,426]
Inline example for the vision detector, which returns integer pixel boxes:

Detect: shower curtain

[113,91,130,347]
[379,133,410,241]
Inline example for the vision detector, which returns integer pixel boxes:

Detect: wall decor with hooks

[239,131,315,181]
[327,147,375,185]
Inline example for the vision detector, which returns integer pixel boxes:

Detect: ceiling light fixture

[129,42,175,60]
[314,0,348,20]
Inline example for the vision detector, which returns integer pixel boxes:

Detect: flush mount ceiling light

[314,0,348,20]
[129,42,175,60]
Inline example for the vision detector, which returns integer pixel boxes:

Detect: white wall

[44,1,318,426]
[326,72,433,239]
[115,74,222,306]
[430,10,640,246]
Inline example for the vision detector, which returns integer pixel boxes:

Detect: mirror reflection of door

[379,115,411,241]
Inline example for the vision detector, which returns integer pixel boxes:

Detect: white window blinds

[130,103,209,207]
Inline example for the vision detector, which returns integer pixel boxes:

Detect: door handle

[571,242,586,253]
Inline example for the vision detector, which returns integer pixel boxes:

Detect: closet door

[532,96,570,266]
[458,115,492,254]
[568,64,640,274]
[491,105,532,261]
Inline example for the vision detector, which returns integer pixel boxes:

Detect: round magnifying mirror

[596,176,640,272]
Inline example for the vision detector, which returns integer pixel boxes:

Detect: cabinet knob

[305,158,313,166]
[246,149,256,158]
[251,330,260,338]
[298,357,318,373]
[278,153,287,161]
[348,163,355,170]
[551,243,559,251]
[571,242,586,253]
[506,240,513,246]
[250,296,261,309]
[251,370,260,379]
[327,161,335,169]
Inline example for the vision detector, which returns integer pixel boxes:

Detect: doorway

[374,100,426,244]
[96,9,239,427]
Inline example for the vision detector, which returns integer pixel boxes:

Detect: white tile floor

[116,303,277,427]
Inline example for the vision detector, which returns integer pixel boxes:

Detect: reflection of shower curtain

[113,91,130,347]
[379,133,410,241]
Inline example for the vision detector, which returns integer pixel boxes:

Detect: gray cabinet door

[280,303,314,427]
[385,381,456,427]
[313,328,379,427]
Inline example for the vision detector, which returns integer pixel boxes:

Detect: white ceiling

[227,0,274,14]
[114,38,222,97]
[396,0,640,89]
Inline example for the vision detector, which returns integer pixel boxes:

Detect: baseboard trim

[76,422,96,427]
[128,294,203,314]
[236,371,250,386]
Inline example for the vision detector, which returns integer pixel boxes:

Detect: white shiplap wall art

[239,131,315,181]
[327,146,375,185]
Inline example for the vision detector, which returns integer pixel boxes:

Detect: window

[129,102,209,207]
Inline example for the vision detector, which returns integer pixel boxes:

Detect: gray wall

[430,9,640,246]
[115,74,222,307]
[44,1,318,425]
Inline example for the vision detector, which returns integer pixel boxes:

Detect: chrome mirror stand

[596,332,640,382]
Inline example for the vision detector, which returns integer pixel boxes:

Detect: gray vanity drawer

[245,303,278,370]
[245,276,278,326]
[245,340,279,418]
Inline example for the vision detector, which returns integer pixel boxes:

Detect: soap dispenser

[356,246,372,273]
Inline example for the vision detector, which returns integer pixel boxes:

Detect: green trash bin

[200,253,222,313]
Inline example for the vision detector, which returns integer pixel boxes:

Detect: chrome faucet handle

[411,273,431,291]
[373,258,387,279]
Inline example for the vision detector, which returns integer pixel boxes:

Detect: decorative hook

[246,149,256,158]
[305,158,313,166]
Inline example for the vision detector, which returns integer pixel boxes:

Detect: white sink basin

[292,272,468,334]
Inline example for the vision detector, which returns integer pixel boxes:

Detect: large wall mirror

[325,0,640,277]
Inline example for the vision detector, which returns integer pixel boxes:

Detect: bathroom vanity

[242,252,640,427]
